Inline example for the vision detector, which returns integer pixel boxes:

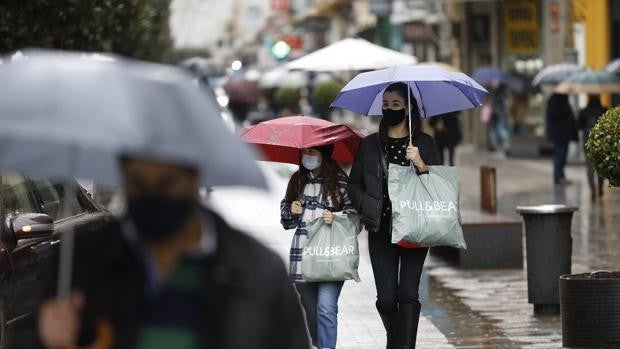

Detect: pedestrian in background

[37,156,309,349]
[429,111,462,166]
[348,82,440,349]
[578,95,607,199]
[280,144,356,349]
[546,93,578,186]
[488,85,510,152]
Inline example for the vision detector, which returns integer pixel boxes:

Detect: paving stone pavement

[207,147,620,348]
[207,161,454,349]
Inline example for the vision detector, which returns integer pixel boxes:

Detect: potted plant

[586,106,620,186]
[559,108,620,348]
[274,87,301,115]
[313,81,344,119]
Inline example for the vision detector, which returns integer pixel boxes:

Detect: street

[3,1,620,347]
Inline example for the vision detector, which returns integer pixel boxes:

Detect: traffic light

[271,40,291,60]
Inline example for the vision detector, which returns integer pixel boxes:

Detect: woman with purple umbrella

[348,82,440,349]
[331,65,486,349]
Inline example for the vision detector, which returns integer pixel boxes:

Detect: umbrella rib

[409,81,426,118]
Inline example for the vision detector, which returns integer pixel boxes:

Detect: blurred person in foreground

[578,95,607,200]
[546,93,578,186]
[35,156,309,349]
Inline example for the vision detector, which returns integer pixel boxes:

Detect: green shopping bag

[301,213,361,282]
[388,165,466,249]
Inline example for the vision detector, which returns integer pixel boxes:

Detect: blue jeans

[296,281,344,349]
[553,142,569,183]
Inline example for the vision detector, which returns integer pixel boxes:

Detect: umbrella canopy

[472,66,508,85]
[555,70,620,94]
[223,75,260,103]
[0,49,268,297]
[239,116,362,164]
[507,73,535,95]
[286,38,417,72]
[330,65,488,118]
[179,56,217,77]
[605,58,620,74]
[0,49,266,189]
[532,63,587,86]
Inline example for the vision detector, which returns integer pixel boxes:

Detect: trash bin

[560,271,620,347]
[516,204,578,315]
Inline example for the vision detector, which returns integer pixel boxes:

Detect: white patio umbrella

[259,66,308,88]
[286,38,417,72]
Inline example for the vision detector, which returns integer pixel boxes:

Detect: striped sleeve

[280,198,299,230]
[338,173,357,215]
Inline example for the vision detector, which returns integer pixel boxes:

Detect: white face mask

[301,155,322,171]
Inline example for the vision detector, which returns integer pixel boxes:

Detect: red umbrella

[239,116,363,164]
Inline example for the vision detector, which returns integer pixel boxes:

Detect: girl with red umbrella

[240,116,362,349]
[280,144,356,349]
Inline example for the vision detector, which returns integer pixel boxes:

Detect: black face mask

[382,108,407,126]
[127,193,195,243]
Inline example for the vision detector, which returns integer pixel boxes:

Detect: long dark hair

[284,148,344,211]
[384,82,422,131]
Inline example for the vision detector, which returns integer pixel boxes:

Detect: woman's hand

[406,146,427,171]
[323,210,334,224]
[291,201,303,215]
[38,291,84,349]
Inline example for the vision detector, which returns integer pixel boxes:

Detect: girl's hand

[291,201,303,215]
[406,146,427,171]
[323,210,334,224]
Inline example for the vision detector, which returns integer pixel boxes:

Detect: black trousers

[368,228,429,314]
[437,142,456,166]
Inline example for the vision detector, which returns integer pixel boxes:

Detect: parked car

[0,173,113,348]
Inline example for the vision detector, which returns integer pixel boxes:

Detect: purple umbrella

[472,66,508,86]
[330,65,488,118]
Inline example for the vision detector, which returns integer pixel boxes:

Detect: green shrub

[586,107,620,186]
[313,81,344,111]
[274,87,301,111]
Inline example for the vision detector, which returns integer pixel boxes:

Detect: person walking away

[36,156,310,349]
[429,111,461,166]
[546,93,578,186]
[348,82,440,349]
[488,85,510,152]
[280,144,356,349]
[578,95,607,199]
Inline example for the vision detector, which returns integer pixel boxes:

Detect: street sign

[503,0,540,55]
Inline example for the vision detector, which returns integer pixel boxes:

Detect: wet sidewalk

[423,146,620,349]
[207,147,620,348]
[207,162,454,349]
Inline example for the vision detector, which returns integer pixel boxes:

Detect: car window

[1,173,37,216]
[31,179,88,220]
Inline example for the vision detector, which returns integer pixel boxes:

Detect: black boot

[397,301,421,349]
[378,310,399,349]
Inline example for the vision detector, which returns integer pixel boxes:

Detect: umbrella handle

[407,84,414,146]
[57,183,76,297]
